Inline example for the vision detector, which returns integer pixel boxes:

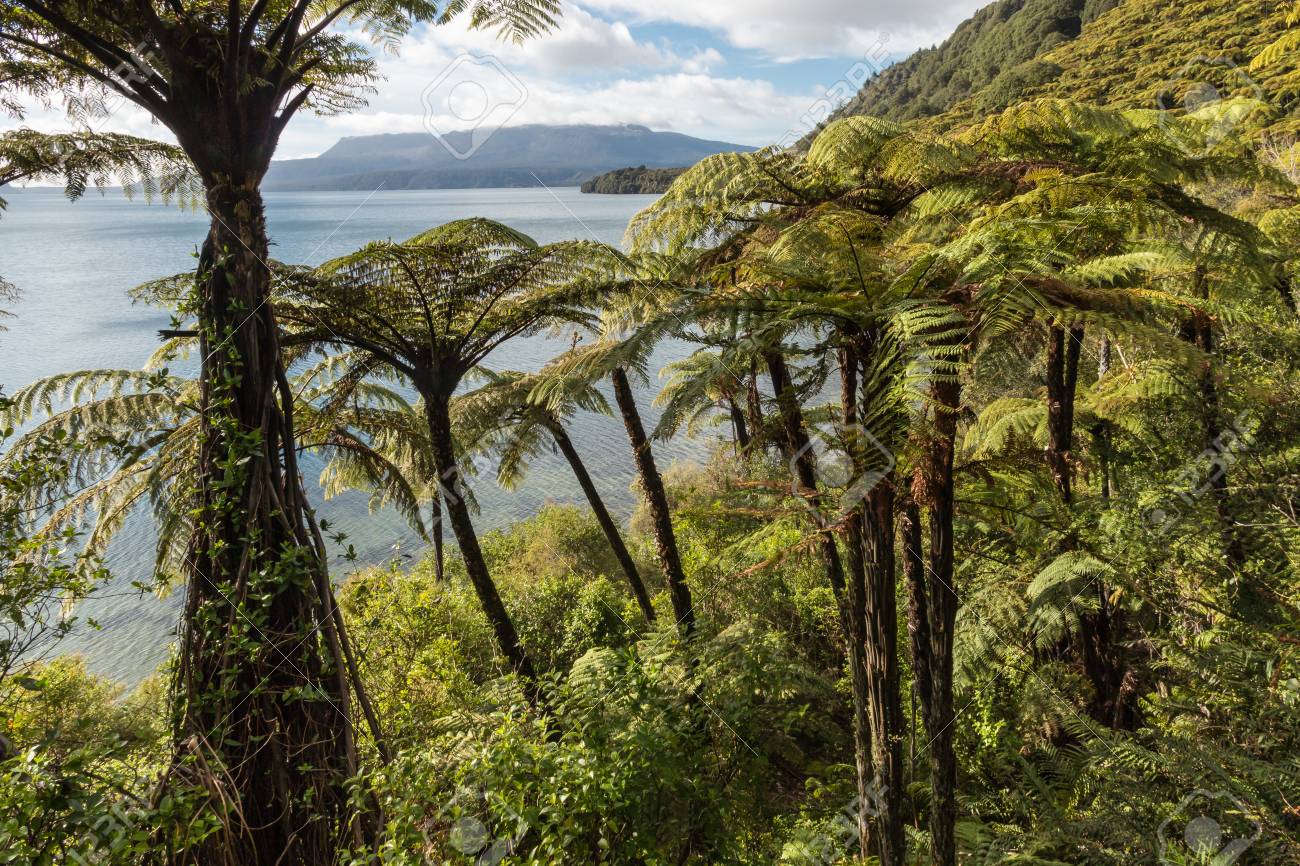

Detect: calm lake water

[0,186,714,687]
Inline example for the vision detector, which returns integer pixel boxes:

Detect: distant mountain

[825,0,1300,138]
[580,165,686,194]
[264,124,755,191]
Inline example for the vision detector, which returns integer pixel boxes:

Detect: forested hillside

[830,0,1113,121]
[833,0,1300,136]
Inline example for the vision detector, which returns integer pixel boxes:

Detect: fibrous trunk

[1047,326,1136,729]
[916,376,960,866]
[901,500,933,739]
[1182,269,1245,567]
[860,480,904,865]
[745,361,763,454]
[842,342,906,865]
[728,396,751,454]
[1044,323,1083,504]
[431,487,446,582]
[767,349,881,860]
[174,180,363,865]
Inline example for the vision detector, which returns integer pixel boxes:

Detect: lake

[0,186,714,687]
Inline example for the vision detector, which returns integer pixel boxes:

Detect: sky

[1,0,987,159]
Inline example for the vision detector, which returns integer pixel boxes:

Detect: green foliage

[0,407,107,687]
[0,658,205,866]
[834,0,1089,122]
[997,0,1300,136]
[5,20,1300,859]
[0,129,198,213]
[340,506,644,742]
[832,0,1300,144]
[978,58,1065,111]
[352,620,840,866]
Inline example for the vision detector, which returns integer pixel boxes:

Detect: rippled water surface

[0,186,713,686]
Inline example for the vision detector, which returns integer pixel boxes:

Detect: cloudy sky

[3,0,985,158]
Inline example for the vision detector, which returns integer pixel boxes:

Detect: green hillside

[833,0,1116,122]
[833,0,1300,137]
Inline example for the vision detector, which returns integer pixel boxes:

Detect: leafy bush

[353,620,842,866]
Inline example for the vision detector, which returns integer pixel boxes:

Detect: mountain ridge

[264,124,755,191]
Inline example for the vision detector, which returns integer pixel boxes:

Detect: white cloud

[1,48,838,160]
[681,48,725,75]
[399,5,688,75]
[576,0,987,60]
[298,71,810,152]
[0,1,985,158]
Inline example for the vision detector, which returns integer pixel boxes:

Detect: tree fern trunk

[841,510,878,862]
[546,417,657,622]
[919,376,961,866]
[842,341,906,864]
[1097,337,1112,501]
[1046,327,1136,728]
[1044,323,1083,504]
[610,367,695,634]
[1183,267,1245,567]
[862,481,905,866]
[727,397,751,454]
[422,392,536,687]
[745,360,763,454]
[175,182,362,865]
[901,500,933,735]
[431,488,446,583]
[768,348,880,860]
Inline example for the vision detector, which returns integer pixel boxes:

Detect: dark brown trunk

[901,500,934,743]
[422,393,536,687]
[610,367,695,634]
[728,397,752,454]
[1044,324,1083,504]
[861,481,905,866]
[765,352,807,464]
[1046,331,1134,729]
[769,348,878,858]
[746,360,763,454]
[1096,337,1112,501]
[838,514,876,861]
[430,488,446,583]
[839,481,878,857]
[546,418,657,622]
[918,376,961,866]
[767,349,847,603]
[1078,584,1137,729]
[175,180,363,864]
[1182,270,1245,567]
[843,341,906,865]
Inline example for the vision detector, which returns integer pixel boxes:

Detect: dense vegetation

[831,0,1105,121]
[580,166,687,194]
[3,3,1300,866]
[832,0,1300,139]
